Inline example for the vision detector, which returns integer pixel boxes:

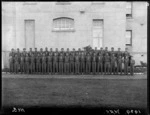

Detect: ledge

[52,29,75,32]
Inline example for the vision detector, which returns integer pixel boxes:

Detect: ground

[2,74,147,109]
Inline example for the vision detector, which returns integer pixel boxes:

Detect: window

[53,17,74,31]
[126,30,132,46]
[93,19,103,28]
[126,2,132,18]
[92,19,103,48]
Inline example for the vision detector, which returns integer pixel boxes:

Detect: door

[25,20,35,49]
[92,19,103,48]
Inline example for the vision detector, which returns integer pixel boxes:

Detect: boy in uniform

[9,55,14,74]
[42,53,46,74]
[69,52,75,74]
[25,53,30,74]
[110,53,117,75]
[80,52,85,74]
[104,53,110,75]
[36,53,41,74]
[9,48,15,73]
[30,53,35,74]
[29,48,33,57]
[14,54,19,74]
[117,55,123,75]
[110,47,115,57]
[16,48,21,73]
[64,53,70,74]
[92,52,97,75]
[124,56,129,75]
[47,52,53,74]
[86,53,91,74]
[97,53,103,75]
[53,52,59,74]
[39,48,43,56]
[116,48,122,58]
[59,53,64,74]
[75,52,80,74]
[22,48,27,57]
[20,53,25,74]
[34,48,38,72]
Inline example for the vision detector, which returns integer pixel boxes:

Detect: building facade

[2,2,147,69]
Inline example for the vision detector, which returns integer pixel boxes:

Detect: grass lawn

[2,76,147,109]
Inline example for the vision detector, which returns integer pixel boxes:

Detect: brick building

[2,2,147,69]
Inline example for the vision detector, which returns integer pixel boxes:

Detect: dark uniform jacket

[69,55,74,62]
[109,51,116,57]
[20,56,25,63]
[47,55,53,62]
[44,51,49,56]
[116,51,122,58]
[14,57,19,63]
[36,56,41,63]
[104,55,110,62]
[92,55,97,62]
[86,55,91,62]
[9,52,15,57]
[117,57,122,64]
[30,56,35,63]
[25,56,29,63]
[124,51,130,57]
[59,55,64,62]
[65,56,70,62]
[9,56,14,63]
[75,55,80,62]
[28,51,33,57]
[42,56,46,63]
[34,51,38,57]
[80,55,85,62]
[22,51,27,57]
[53,55,58,62]
[97,56,103,63]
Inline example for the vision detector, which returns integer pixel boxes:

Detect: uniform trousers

[97,62,103,74]
[59,62,63,74]
[64,62,69,74]
[70,61,74,73]
[104,62,110,74]
[47,62,53,73]
[86,62,91,74]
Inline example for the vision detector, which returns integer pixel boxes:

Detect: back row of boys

[9,47,135,75]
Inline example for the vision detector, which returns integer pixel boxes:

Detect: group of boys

[9,47,135,75]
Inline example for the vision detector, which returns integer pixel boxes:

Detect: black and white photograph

[1,1,148,114]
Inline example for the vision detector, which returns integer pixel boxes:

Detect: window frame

[126,30,132,46]
[126,2,133,18]
[52,17,75,32]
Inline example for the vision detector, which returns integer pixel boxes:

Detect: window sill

[126,44,132,46]
[52,29,75,32]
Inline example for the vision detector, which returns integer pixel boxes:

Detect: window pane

[126,2,132,15]
[93,19,103,28]
[126,31,132,45]
[53,17,74,30]
[126,2,132,9]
